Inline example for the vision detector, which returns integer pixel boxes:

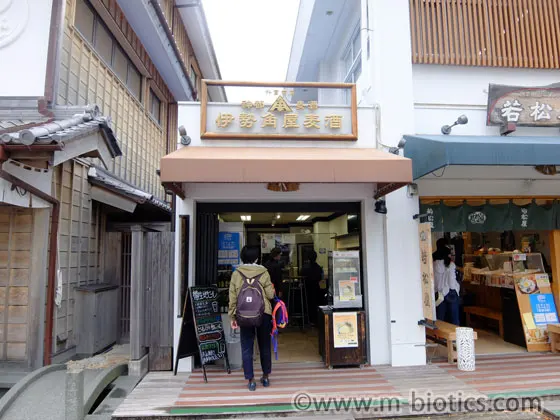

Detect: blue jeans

[436,290,460,325]
[240,314,272,380]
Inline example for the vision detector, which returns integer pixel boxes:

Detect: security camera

[179,125,191,145]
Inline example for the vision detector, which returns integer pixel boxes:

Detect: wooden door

[144,231,175,371]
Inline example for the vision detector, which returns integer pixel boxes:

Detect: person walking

[229,246,275,391]
[265,247,284,297]
[433,238,460,325]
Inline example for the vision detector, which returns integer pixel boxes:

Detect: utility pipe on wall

[0,147,60,366]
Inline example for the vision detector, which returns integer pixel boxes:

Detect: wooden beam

[550,231,560,312]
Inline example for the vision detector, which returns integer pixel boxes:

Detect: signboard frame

[486,83,560,127]
[174,286,231,381]
[200,80,358,140]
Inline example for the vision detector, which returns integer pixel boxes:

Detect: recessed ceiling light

[240,215,251,221]
[296,215,310,221]
[276,214,281,219]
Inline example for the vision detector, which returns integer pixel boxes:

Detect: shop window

[75,0,94,43]
[150,89,162,124]
[343,22,362,83]
[74,0,142,101]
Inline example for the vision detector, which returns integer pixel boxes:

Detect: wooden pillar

[29,208,50,369]
[130,225,147,360]
[549,231,560,312]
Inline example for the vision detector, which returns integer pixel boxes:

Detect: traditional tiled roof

[0,104,121,157]
[88,166,171,213]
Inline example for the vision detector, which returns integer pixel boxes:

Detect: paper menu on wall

[523,312,537,330]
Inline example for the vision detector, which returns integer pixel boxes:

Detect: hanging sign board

[418,223,437,322]
[487,83,560,127]
[514,274,557,352]
[174,286,230,381]
[200,81,357,140]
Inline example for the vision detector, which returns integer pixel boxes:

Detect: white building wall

[0,0,54,97]
[172,183,387,371]
[412,64,560,137]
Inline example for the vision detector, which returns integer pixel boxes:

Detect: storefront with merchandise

[403,83,560,357]
[160,81,414,373]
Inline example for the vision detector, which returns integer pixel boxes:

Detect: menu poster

[338,280,356,301]
[174,286,230,381]
[530,293,559,325]
[333,312,359,348]
[418,223,437,321]
[218,232,240,266]
[514,274,556,352]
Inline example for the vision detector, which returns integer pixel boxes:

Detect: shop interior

[212,205,363,365]
[423,198,558,358]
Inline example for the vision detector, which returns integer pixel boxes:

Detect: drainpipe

[0,147,60,366]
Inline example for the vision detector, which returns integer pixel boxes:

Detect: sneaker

[248,380,256,391]
[261,376,270,387]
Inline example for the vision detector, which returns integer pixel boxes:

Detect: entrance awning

[160,146,412,187]
[402,135,560,180]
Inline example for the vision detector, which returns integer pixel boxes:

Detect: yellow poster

[418,223,436,321]
[333,312,358,348]
[338,280,356,301]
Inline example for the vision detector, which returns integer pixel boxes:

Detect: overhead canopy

[403,135,560,180]
[160,147,412,188]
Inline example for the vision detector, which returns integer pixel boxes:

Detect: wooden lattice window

[410,0,560,68]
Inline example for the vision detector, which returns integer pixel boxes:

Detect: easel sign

[174,286,231,382]
[515,273,558,352]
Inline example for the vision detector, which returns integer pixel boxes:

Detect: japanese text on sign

[202,83,356,139]
[487,84,560,127]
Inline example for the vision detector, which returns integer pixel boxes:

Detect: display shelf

[328,251,362,309]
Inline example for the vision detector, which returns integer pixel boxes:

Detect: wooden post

[28,208,50,369]
[130,225,147,361]
[549,231,560,312]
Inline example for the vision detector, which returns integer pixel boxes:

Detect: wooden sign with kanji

[487,83,560,127]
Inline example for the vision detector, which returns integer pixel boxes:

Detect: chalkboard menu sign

[174,286,230,382]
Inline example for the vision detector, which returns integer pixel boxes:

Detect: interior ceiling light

[296,215,311,221]
[348,215,357,219]
[276,214,281,219]
[240,215,251,221]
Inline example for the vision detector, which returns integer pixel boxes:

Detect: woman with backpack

[229,246,275,391]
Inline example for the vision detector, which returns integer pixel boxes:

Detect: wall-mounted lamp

[441,114,468,135]
[179,125,191,145]
[374,198,387,214]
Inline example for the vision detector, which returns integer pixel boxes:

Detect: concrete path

[0,345,135,420]
[1,369,99,420]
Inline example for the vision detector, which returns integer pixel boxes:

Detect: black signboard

[174,286,230,382]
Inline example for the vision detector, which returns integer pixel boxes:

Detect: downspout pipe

[0,147,59,366]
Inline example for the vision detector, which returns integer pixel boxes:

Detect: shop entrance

[422,198,558,358]
[194,202,363,365]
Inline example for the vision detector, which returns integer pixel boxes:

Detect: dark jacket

[264,259,283,293]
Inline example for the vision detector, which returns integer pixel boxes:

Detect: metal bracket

[500,122,517,136]
[413,213,428,221]
[418,319,438,329]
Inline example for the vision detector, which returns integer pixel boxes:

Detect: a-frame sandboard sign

[174,286,230,382]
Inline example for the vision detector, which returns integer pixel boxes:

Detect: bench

[463,306,503,338]
[426,320,478,364]
[548,324,560,353]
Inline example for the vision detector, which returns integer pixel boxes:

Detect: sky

[202,0,300,103]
